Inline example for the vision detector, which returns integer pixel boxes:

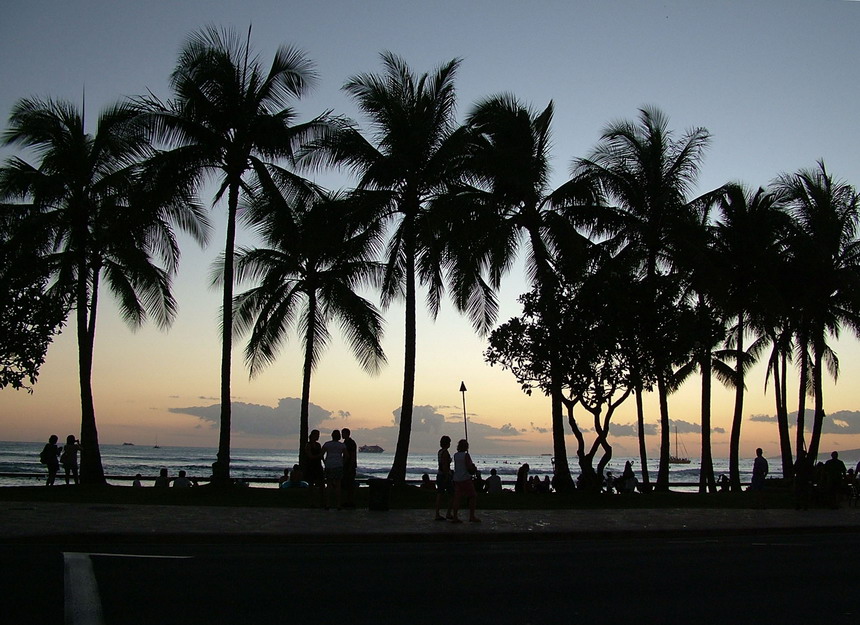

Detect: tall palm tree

[776,162,860,462]
[136,26,327,481]
[303,52,473,484]
[233,167,386,465]
[455,95,596,491]
[709,184,789,490]
[0,97,207,484]
[571,106,711,491]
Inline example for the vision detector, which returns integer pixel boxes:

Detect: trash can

[367,478,392,511]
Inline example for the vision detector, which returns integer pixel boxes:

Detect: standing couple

[434,435,480,523]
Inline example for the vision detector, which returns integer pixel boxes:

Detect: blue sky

[2,1,860,458]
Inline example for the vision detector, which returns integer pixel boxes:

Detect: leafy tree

[136,26,327,481]
[776,162,860,462]
[0,97,207,484]
[233,168,386,467]
[0,209,68,391]
[571,106,711,491]
[303,53,473,484]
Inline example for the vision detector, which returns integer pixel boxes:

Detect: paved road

[4,532,856,624]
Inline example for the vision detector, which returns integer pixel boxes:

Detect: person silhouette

[434,435,454,521]
[515,463,529,494]
[485,468,503,495]
[321,429,347,510]
[304,429,325,505]
[41,435,61,486]
[60,435,81,485]
[451,439,480,523]
[154,468,171,488]
[341,427,358,508]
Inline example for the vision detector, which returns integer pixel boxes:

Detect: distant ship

[359,444,384,453]
[122,442,135,446]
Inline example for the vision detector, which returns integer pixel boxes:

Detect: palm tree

[233,167,386,466]
[708,184,789,490]
[775,162,860,462]
[303,52,473,484]
[571,106,711,491]
[455,95,597,491]
[0,97,207,485]
[136,26,328,481]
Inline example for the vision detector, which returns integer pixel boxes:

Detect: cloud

[750,410,860,434]
[610,422,658,437]
[750,413,776,422]
[169,398,332,437]
[391,405,447,433]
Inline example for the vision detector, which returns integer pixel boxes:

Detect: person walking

[451,439,480,523]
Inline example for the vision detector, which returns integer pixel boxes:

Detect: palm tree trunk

[808,342,826,462]
[388,231,416,484]
[635,386,650,490]
[699,349,716,493]
[550,373,574,492]
[774,343,793,477]
[77,266,106,486]
[655,374,671,491]
[299,294,317,470]
[795,328,809,459]
[215,181,239,483]
[729,314,745,492]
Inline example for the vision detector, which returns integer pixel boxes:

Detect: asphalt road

[3,532,855,624]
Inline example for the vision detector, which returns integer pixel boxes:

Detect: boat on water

[669,426,690,464]
[122,442,135,446]
[359,444,384,453]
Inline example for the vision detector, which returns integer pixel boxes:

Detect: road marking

[64,553,104,625]
[63,552,194,625]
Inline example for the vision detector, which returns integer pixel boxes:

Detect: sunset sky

[2,0,860,461]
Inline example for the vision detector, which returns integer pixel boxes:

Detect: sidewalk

[3,500,859,543]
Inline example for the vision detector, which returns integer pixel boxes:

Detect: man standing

[824,451,847,508]
[342,427,358,508]
[751,448,768,490]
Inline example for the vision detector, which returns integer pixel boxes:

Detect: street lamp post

[459,381,468,442]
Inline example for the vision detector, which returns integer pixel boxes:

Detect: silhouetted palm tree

[572,106,711,491]
[456,95,596,491]
[233,168,386,465]
[776,162,860,462]
[303,52,472,483]
[709,184,789,490]
[136,26,327,480]
[0,97,208,484]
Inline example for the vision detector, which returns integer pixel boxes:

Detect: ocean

[0,440,773,491]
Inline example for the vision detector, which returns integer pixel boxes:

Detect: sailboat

[668,427,690,464]
[153,435,160,449]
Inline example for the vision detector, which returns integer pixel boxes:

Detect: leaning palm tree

[571,106,711,491]
[233,168,386,467]
[303,52,473,484]
[775,162,860,462]
[455,95,597,492]
[0,97,208,484]
[136,26,328,481]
